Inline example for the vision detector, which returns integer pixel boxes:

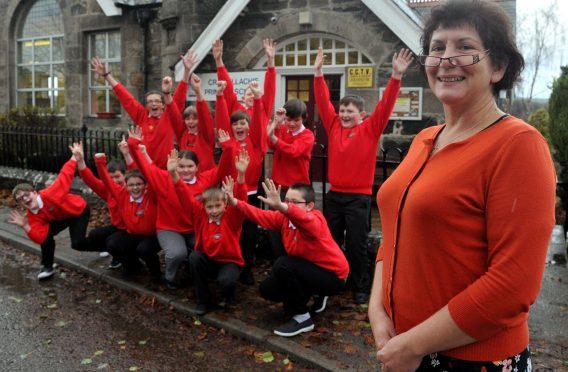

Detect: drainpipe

[136,8,157,93]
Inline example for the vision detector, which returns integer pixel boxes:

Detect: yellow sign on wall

[347,67,373,88]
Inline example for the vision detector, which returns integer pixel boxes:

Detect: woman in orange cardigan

[368,1,556,371]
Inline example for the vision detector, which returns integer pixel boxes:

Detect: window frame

[87,30,121,117]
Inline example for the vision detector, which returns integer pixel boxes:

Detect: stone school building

[0,0,516,150]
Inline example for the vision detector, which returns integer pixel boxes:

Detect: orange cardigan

[376,116,555,360]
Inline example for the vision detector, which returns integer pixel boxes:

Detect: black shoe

[310,295,328,314]
[195,303,208,315]
[240,269,255,285]
[353,291,369,305]
[274,317,315,337]
[37,266,55,280]
[108,259,122,269]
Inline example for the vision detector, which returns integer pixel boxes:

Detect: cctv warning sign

[347,67,373,88]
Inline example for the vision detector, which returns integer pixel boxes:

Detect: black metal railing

[0,125,407,214]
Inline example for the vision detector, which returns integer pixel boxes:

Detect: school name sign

[186,71,265,101]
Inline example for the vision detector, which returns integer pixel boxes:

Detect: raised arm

[70,141,109,200]
[248,81,267,153]
[117,136,135,168]
[91,57,118,87]
[313,47,338,132]
[200,129,234,187]
[94,153,123,203]
[233,179,283,231]
[173,50,199,112]
[213,39,244,114]
[44,156,79,201]
[192,74,215,147]
[215,81,232,135]
[261,38,277,117]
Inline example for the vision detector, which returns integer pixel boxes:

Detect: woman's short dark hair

[178,149,199,166]
[421,0,524,93]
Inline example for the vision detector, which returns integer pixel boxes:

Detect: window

[16,0,65,113]
[88,31,121,116]
[262,35,373,68]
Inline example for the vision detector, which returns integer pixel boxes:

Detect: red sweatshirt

[175,182,248,266]
[25,159,87,244]
[269,125,314,187]
[314,76,400,195]
[128,132,233,232]
[113,82,184,169]
[95,156,157,236]
[376,117,556,360]
[236,202,349,279]
[79,167,126,230]
[217,65,276,118]
[216,95,267,193]
[170,81,216,171]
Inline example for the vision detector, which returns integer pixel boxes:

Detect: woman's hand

[377,333,423,372]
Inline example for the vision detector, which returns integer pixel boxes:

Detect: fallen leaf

[194,351,205,357]
[282,358,290,365]
[94,350,104,356]
[81,358,93,365]
[9,296,23,303]
[343,344,357,354]
[332,320,340,325]
[128,366,140,371]
[117,340,126,345]
[43,339,52,345]
[120,346,126,350]
[138,340,147,345]
[362,322,371,328]
[47,303,58,309]
[262,351,274,363]
[55,320,67,327]
[359,303,368,309]
[97,363,109,369]
[194,319,202,326]
[20,353,30,359]
[95,299,102,304]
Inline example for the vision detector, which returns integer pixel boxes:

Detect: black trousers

[259,256,345,315]
[188,250,241,305]
[40,206,91,268]
[106,230,161,276]
[86,224,121,253]
[324,191,371,293]
[240,194,260,271]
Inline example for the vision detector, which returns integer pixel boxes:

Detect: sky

[516,0,568,99]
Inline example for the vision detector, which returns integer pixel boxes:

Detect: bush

[528,107,551,144]
[0,106,65,128]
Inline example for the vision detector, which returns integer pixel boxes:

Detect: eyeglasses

[284,198,308,205]
[146,99,163,104]
[126,182,145,188]
[15,191,32,203]
[419,50,490,67]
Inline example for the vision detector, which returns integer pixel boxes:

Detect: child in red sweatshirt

[229,179,349,337]
[215,80,268,285]
[9,157,92,280]
[313,47,413,304]
[169,148,250,315]
[95,154,161,277]
[212,38,276,118]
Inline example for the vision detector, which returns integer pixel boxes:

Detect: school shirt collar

[148,112,162,119]
[290,125,305,136]
[184,176,197,185]
[30,195,44,215]
[130,195,144,203]
[288,220,296,229]
[208,218,221,225]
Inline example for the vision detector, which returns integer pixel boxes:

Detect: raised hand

[181,50,199,71]
[90,57,107,77]
[162,76,173,94]
[68,141,84,162]
[117,135,129,156]
[212,39,224,66]
[249,81,261,98]
[235,148,250,175]
[274,107,286,125]
[222,175,236,206]
[8,209,26,228]
[217,128,231,144]
[191,74,202,92]
[216,80,227,95]
[392,48,414,80]
[314,47,325,76]
[167,148,179,173]
[263,38,277,67]
[128,126,143,142]
[258,179,286,211]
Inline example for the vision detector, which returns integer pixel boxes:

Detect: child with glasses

[228,179,349,337]
[9,155,93,280]
[313,46,413,304]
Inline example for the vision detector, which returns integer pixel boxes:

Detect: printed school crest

[213,233,221,240]
[240,142,247,147]
[348,132,357,138]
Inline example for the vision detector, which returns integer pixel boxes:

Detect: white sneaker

[99,251,110,258]
[37,267,55,280]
